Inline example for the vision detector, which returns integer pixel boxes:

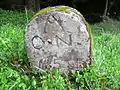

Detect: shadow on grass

[90,20,120,35]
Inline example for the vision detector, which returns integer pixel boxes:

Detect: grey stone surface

[25,6,91,74]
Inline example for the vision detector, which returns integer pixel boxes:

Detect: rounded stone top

[25,6,91,74]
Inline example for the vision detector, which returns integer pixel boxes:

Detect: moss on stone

[33,6,70,18]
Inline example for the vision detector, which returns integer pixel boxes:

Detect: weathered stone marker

[25,6,91,74]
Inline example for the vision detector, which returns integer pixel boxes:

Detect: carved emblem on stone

[25,6,91,74]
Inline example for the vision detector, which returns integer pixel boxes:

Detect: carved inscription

[32,35,44,49]
[25,6,91,74]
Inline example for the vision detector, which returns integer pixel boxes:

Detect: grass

[0,9,120,90]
